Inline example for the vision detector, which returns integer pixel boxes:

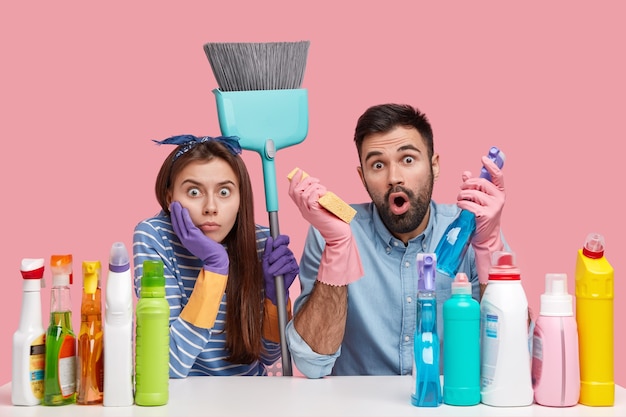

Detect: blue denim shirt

[287,201,489,378]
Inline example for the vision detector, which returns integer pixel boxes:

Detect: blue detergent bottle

[411,253,442,407]
[443,273,481,405]
[434,146,505,277]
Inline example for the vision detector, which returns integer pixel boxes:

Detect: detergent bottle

[76,260,104,404]
[103,242,134,406]
[43,254,77,406]
[134,260,169,406]
[575,233,614,406]
[532,273,580,406]
[12,258,46,406]
[435,146,505,278]
[479,251,533,406]
[443,272,480,406]
[411,253,442,407]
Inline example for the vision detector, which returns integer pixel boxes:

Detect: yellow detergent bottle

[575,232,614,406]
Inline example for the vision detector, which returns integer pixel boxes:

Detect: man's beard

[366,179,433,236]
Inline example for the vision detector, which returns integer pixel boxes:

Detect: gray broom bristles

[204,41,310,91]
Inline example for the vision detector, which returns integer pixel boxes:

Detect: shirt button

[404,335,410,342]
[394,241,399,247]
[405,262,410,268]
[407,296,412,303]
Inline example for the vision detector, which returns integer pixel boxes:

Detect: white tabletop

[1,376,624,417]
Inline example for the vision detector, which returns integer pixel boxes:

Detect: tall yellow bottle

[77,261,104,404]
[575,232,614,406]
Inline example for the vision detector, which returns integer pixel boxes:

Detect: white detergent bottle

[480,251,533,406]
[12,258,46,406]
[103,242,134,406]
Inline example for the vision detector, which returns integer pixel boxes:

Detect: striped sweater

[132,210,281,377]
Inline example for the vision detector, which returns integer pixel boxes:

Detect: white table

[1,376,624,416]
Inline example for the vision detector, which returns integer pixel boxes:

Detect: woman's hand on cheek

[170,201,229,275]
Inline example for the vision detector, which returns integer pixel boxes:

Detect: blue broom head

[213,88,308,153]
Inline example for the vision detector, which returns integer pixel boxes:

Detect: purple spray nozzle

[480,146,505,182]
[417,253,437,292]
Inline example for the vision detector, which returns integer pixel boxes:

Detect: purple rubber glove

[262,235,299,305]
[170,201,229,275]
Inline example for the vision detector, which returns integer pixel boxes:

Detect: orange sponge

[287,168,356,223]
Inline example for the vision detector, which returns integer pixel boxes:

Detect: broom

[204,41,310,376]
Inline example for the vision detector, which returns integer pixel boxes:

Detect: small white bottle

[103,242,135,406]
[12,258,46,406]
[480,251,533,406]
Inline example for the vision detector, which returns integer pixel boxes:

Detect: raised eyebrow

[364,145,421,163]
[363,150,383,164]
[398,144,421,154]
[217,180,237,188]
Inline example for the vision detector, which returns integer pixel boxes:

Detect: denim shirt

[286,201,485,378]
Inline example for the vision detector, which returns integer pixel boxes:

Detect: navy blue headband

[153,134,242,160]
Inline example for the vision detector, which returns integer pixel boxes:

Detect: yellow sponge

[287,167,356,223]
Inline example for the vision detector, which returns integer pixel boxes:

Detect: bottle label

[481,313,500,388]
[58,335,77,397]
[29,335,46,399]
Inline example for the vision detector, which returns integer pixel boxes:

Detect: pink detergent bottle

[532,273,580,406]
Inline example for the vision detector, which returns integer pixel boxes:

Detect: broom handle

[268,210,293,376]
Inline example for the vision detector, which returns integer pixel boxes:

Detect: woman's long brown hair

[155,140,264,364]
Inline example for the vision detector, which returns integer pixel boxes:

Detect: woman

[133,134,299,377]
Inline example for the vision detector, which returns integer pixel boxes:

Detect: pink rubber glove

[456,156,505,284]
[262,235,299,305]
[170,201,229,275]
[288,169,363,286]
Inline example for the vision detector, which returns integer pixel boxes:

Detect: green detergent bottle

[43,254,77,406]
[134,260,169,406]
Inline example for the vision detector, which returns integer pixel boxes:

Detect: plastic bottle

[479,251,533,406]
[434,146,505,278]
[575,233,614,406]
[76,260,104,404]
[411,253,442,407]
[532,273,580,406]
[103,242,134,406]
[443,272,480,406]
[134,260,169,406]
[43,254,77,406]
[12,258,46,406]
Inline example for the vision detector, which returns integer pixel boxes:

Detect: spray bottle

[411,253,442,407]
[575,232,614,406]
[12,258,46,406]
[134,260,169,406]
[103,242,134,406]
[434,146,505,278]
[443,272,480,406]
[43,254,77,406]
[77,260,104,404]
[479,251,533,406]
[532,273,580,406]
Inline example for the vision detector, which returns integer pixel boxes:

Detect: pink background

[1,2,624,386]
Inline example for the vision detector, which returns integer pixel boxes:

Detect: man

[286,103,506,378]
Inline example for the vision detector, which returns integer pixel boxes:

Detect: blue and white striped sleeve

[133,217,215,378]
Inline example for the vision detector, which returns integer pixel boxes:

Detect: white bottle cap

[540,273,573,316]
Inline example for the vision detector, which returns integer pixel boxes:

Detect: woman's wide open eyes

[187,187,201,198]
[219,187,231,198]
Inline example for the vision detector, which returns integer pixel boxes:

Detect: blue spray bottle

[434,146,505,277]
[411,253,442,407]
